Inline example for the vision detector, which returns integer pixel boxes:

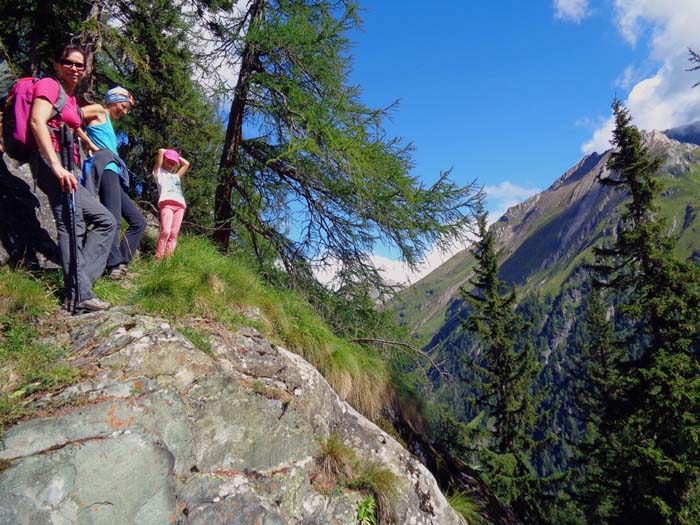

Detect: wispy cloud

[484,181,541,222]
[554,0,592,22]
[580,0,700,154]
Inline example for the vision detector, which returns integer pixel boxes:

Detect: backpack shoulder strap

[43,77,67,120]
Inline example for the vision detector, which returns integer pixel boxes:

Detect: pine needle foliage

[213,0,481,293]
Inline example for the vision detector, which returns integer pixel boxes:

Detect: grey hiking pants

[31,154,116,302]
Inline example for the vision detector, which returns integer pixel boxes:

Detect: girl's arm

[29,96,77,192]
[79,103,107,126]
[152,148,166,177]
[176,156,190,177]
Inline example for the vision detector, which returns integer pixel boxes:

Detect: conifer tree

[569,289,626,523]
[586,99,700,525]
[459,204,543,523]
[213,0,481,289]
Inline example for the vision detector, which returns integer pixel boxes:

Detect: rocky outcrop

[0,155,59,269]
[0,309,465,524]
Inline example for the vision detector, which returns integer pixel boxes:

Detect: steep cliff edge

[0,308,464,524]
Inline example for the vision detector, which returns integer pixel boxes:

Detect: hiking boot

[76,297,112,312]
[108,266,125,280]
[119,263,139,279]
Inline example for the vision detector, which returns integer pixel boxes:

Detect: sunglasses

[59,59,86,71]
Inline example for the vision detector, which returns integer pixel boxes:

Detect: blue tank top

[86,112,120,174]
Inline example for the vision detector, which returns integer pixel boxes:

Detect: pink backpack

[1,77,66,162]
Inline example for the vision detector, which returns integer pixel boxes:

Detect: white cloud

[484,181,541,222]
[369,240,474,287]
[554,0,592,22]
[583,0,700,154]
[615,65,638,89]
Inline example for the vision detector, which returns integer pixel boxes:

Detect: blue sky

[344,0,700,280]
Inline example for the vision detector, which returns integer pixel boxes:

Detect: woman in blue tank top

[78,87,146,280]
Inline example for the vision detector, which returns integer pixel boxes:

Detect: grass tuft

[314,432,400,524]
[317,432,356,482]
[447,489,485,524]
[349,461,400,524]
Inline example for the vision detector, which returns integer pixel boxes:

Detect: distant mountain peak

[663,121,700,146]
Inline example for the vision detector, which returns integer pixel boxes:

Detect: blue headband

[105,87,132,105]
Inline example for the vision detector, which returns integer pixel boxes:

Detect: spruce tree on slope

[587,99,700,525]
[460,204,543,523]
[569,289,625,524]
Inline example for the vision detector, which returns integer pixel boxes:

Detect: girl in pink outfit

[153,148,190,259]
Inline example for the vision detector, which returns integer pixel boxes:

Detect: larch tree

[213,0,481,290]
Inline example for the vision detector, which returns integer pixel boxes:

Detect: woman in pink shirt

[29,44,115,313]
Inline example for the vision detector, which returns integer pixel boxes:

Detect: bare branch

[349,337,451,380]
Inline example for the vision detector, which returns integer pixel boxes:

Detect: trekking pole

[60,125,80,313]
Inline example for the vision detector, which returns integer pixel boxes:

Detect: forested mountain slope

[391,128,700,344]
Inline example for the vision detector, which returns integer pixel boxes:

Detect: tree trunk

[77,0,104,104]
[213,0,265,250]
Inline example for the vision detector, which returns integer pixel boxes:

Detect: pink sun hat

[163,149,180,164]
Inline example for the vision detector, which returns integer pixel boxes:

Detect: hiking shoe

[76,297,112,312]
[119,263,139,279]
[108,266,125,280]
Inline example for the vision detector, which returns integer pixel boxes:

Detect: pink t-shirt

[33,78,80,164]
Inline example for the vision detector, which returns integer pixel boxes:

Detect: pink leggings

[156,201,186,259]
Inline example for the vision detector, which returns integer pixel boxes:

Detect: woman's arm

[152,148,166,177]
[75,127,100,154]
[29,96,77,192]
[176,156,190,177]
[80,103,107,126]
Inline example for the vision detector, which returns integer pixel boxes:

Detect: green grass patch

[314,432,400,524]
[0,269,81,432]
[0,267,56,320]
[447,489,485,524]
[179,326,213,354]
